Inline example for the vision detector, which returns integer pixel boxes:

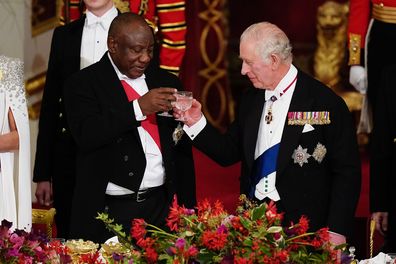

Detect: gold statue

[113,0,130,13]
[313,1,349,91]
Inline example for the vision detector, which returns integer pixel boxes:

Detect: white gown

[0,55,31,231]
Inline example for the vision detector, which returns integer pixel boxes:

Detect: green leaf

[267,226,282,233]
[184,230,195,237]
[251,203,266,221]
[239,216,251,229]
[197,249,217,263]
[242,238,253,247]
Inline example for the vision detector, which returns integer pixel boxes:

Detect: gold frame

[25,72,46,119]
[25,71,46,95]
[31,0,62,36]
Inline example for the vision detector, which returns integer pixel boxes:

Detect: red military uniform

[347,0,396,112]
[60,0,83,25]
[348,0,396,65]
[129,0,187,75]
[348,0,396,253]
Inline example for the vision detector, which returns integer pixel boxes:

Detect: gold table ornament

[370,219,376,259]
[32,208,56,238]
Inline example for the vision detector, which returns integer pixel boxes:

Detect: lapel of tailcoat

[244,89,266,172]
[68,16,85,71]
[276,72,314,176]
[95,56,176,161]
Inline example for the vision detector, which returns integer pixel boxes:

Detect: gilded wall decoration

[32,0,61,36]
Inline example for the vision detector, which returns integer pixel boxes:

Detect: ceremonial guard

[129,0,186,75]
[347,0,396,131]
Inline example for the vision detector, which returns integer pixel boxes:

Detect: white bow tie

[86,14,107,29]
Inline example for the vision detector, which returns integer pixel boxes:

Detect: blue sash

[249,143,280,198]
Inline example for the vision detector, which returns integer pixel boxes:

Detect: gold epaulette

[348,33,361,65]
[373,3,396,24]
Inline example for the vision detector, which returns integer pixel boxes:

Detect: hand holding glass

[173,91,193,121]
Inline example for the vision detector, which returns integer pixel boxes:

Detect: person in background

[175,22,361,245]
[33,0,117,239]
[61,0,187,76]
[347,0,396,133]
[0,55,31,231]
[370,65,396,253]
[63,12,196,243]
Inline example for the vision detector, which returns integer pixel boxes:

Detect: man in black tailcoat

[370,65,396,252]
[33,0,117,239]
[63,13,196,242]
[174,21,361,246]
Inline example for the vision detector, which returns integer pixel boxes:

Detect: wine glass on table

[173,91,193,121]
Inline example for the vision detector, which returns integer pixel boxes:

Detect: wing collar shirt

[106,53,165,195]
[80,5,117,69]
[183,64,298,201]
[254,64,297,201]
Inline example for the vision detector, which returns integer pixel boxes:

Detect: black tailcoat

[33,17,85,238]
[370,65,396,251]
[193,70,361,237]
[63,54,196,242]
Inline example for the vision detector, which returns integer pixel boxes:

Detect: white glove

[349,65,367,94]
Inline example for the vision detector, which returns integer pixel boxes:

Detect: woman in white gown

[0,55,31,231]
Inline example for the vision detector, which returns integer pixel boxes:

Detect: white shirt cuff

[133,99,146,121]
[183,115,207,140]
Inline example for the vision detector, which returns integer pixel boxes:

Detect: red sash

[121,80,161,151]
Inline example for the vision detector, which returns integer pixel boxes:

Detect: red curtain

[180,0,234,132]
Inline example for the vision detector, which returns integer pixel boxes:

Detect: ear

[270,54,281,70]
[107,36,116,54]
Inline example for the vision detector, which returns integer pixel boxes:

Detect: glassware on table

[387,253,396,264]
[173,91,193,121]
[157,111,173,117]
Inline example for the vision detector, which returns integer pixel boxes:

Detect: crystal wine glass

[173,91,193,121]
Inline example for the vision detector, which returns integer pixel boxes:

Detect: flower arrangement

[0,219,104,263]
[98,195,353,264]
[0,195,354,263]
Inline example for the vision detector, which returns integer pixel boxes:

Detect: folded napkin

[358,252,395,264]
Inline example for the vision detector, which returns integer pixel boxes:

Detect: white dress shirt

[106,54,165,195]
[184,65,298,202]
[80,6,117,69]
[254,64,297,201]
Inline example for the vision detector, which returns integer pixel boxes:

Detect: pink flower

[175,238,185,249]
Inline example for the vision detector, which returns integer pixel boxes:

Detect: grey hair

[240,22,293,64]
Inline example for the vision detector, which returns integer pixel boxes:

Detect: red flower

[316,227,330,241]
[234,256,253,264]
[131,218,147,240]
[310,238,323,248]
[185,245,199,258]
[275,249,289,262]
[136,237,155,249]
[79,251,104,263]
[212,200,226,216]
[297,215,309,234]
[166,195,186,231]
[145,247,158,263]
[201,230,228,251]
[266,201,283,224]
